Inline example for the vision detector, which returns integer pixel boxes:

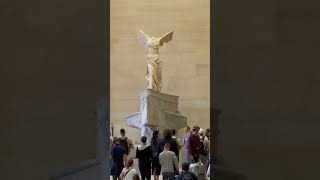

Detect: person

[172,129,182,149]
[198,128,209,166]
[110,136,118,174]
[136,136,152,180]
[159,129,179,159]
[171,129,181,161]
[159,143,179,180]
[151,130,161,180]
[176,162,198,180]
[189,154,206,180]
[111,138,127,180]
[120,159,137,180]
[188,125,201,161]
[159,129,179,175]
[205,128,210,140]
[181,126,191,163]
[119,128,134,155]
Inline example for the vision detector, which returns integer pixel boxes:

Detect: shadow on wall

[49,98,109,180]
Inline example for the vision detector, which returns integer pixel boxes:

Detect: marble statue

[137,30,173,92]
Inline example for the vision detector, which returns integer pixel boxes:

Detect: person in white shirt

[120,159,137,180]
[189,154,207,180]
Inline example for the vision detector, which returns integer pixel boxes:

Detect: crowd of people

[110,125,211,180]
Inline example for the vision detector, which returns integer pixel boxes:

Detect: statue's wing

[159,31,173,46]
[137,30,150,46]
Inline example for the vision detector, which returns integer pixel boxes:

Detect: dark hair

[205,128,210,138]
[141,136,147,143]
[133,173,140,180]
[112,137,118,144]
[193,125,200,132]
[115,137,121,143]
[153,130,159,138]
[186,126,190,130]
[120,129,125,134]
[171,129,176,135]
[125,158,134,168]
[182,163,190,171]
[163,129,172,140]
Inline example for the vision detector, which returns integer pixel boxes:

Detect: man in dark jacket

[111,138,127,180]
[136,136,152,180]
[158,129,179,158]
[158,129,179,176]
[176,162,198,180]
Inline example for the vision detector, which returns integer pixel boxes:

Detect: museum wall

[0,0,106,179]
[215,0,320,180]
[110,0,210,144]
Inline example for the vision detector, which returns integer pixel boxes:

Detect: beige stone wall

[110,0,210,143]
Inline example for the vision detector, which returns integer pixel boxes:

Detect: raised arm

[137,30,150,46]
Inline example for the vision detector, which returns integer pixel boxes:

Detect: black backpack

[119,137,129,154]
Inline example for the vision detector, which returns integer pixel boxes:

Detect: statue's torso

[146,39,160,62]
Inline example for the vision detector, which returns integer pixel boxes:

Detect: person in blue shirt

[182,126,192,163]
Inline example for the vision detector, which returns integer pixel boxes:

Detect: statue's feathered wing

[159,31,173,46]
[137,30,150,46]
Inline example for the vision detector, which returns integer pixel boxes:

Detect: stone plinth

[126,89,187,141]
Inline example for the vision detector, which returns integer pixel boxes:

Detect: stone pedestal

[126,89,187,142]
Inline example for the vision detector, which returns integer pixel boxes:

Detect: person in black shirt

[119,128,134,155]
[136,136,152,180]
[151,130,161,180]
[158,129,179,158]
[176,162,198,180]
[111,138,127,180]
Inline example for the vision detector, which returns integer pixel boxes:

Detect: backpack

[182,172,194,180]
[151,137,159,157]
[119,137,129,154]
